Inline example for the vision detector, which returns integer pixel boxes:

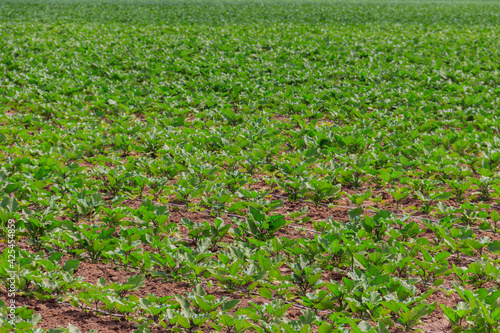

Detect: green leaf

[174,295,190,309]
[126,275,145,288]
[221,299,241,311]
[348,207,363,220]
[195,295,212,311]
[62,259,80,273]
[488,240,500,253]
[176,315,191,329]
[258,287,273,299]
[318,322,333,333]
[249,206,265,222]
[0,196,18,213]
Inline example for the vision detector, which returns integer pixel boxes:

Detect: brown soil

[418,289,461,332]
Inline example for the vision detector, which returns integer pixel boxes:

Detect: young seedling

[346,190,372,208]
[232,206,287,241]
[387,186,411,211]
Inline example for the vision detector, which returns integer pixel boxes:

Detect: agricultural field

[1,0,500,332]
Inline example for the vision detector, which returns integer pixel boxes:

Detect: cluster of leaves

[2,0,500,331]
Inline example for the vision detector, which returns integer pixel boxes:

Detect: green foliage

[2,0,500,331]
[233,207,287,241]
